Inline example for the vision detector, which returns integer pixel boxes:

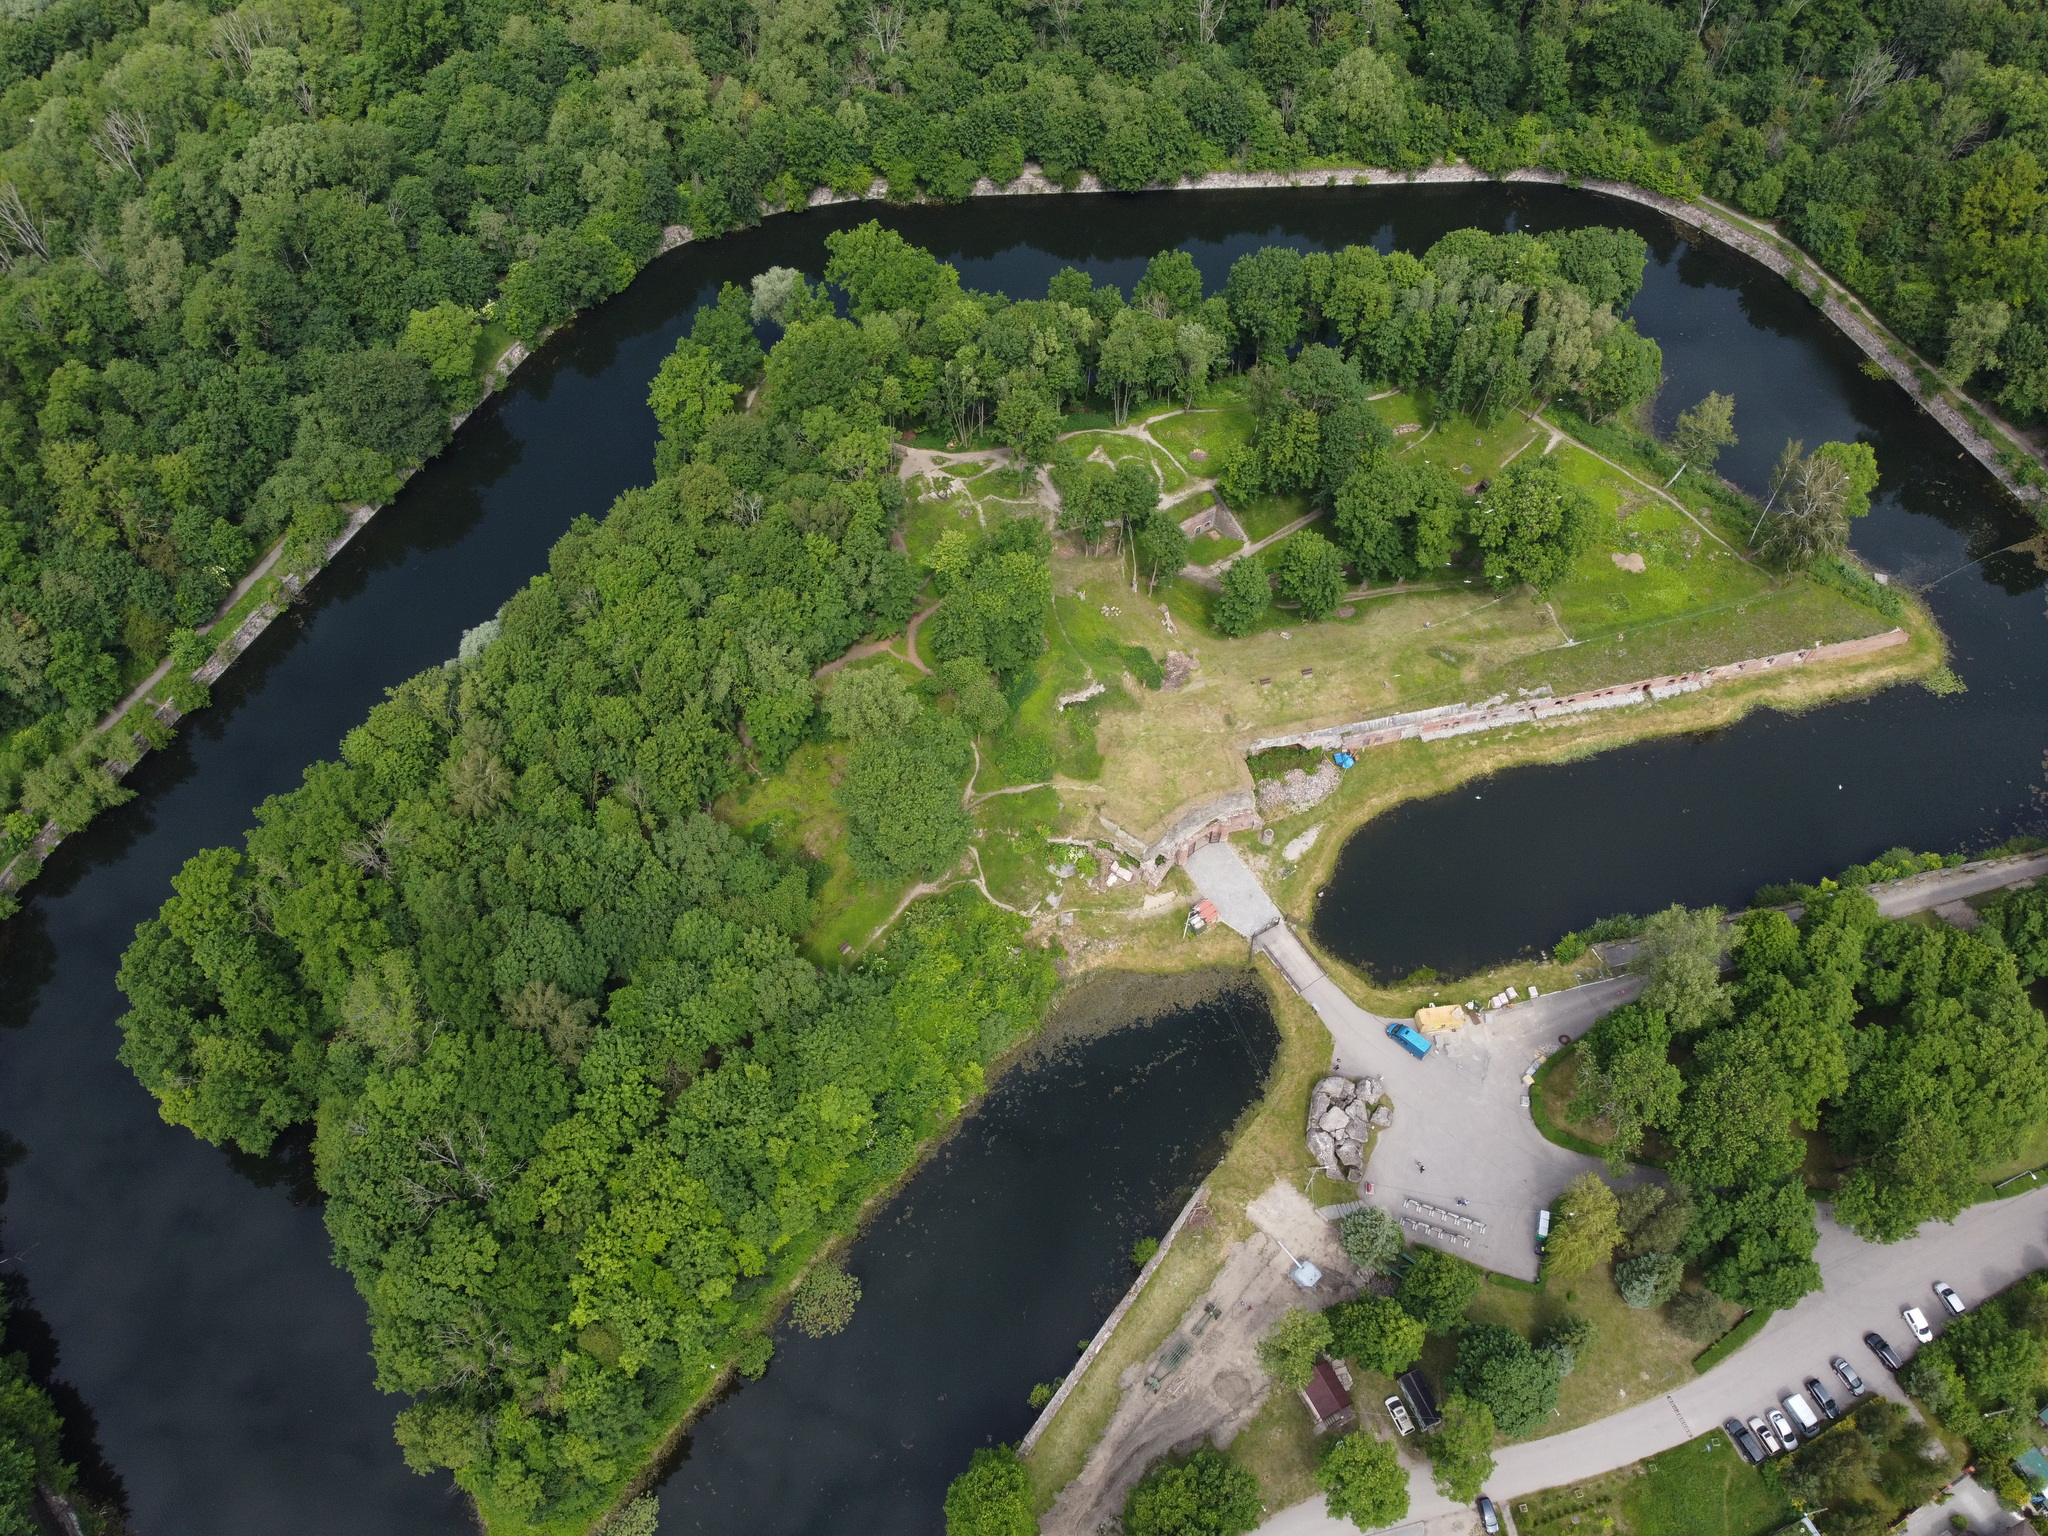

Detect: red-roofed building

[1300,1356,1355,1434]
[1189,899,1219,931]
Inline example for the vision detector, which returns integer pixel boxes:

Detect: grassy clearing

[1449,1261,1728,1441]
[1514,1430,1793,1536]
[713,735,910,964]
[1398,410,1541,486]
[1023,960,1330,1513]
[1224,1385,1325,1515]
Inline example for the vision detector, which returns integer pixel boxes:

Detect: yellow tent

[1415,1005,1466,1033]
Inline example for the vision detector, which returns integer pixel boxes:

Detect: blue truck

[1386,1022,1434,1059]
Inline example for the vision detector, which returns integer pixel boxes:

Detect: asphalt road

[1262,1186,2048,1534]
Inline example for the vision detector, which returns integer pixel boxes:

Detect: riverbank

[2,154,2031,920]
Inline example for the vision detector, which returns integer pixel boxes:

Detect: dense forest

[1569,872,2048,1313]
[8,0,2048,876]
[111,236,1066,1523]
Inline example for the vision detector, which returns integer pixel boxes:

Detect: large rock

[1370,1104,1393,1128]
[1317,1076,1356,1103]
[1345,1107,1375,1140]
[1308,1130,1338,1173]
[1356,1078,1381,1103]
[1318,1106,1351,1135]
[1335,1139,1365,1168]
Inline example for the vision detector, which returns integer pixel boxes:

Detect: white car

[1768,1407,1798,1447]
[1750,1415,1781,1455]
[1934,1281,1966,1316]
[1384,1396,1414,1436]
[1903,1305,1934,1344]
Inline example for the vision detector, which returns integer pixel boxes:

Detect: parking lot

[1263,1187,2048,1534]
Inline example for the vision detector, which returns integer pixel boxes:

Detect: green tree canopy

[1422,1395,1496,1503]
[1257,1307,1335,1391]
[1212,557,1273,637]
[1450,1323,1561,1435]
[1317,1432,1409,1530]
[944,1445,1035,1536]
[1542,1172,1621,1281]
[1328,1295,1426,1377]
[1468,455,1598,592]
[1397,1248,1483,1332]
[1337,1206,1405,1275]
[1274,529,1348,620]
[1122,1448,1263,1536]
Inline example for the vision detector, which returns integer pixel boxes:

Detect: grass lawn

[713,736,909,965]
[1231,489,1315,543]
[1187,529,1242,565]
[1149,405,1251,470]
[1460,1263,1736,1439]
[1399,411,1541,487]
[1514,1431,1792,1536]
[1224,1385,1325,1516]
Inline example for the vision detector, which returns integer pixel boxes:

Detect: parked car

[1903,1306,1933,1344]
[1934,1281,1966,1317]
[1750,1415,1781,1455]
[1386,1021,1434,1059]
[1832,1356,1867,1396]
[1725,1417,1764,1465]
[1478,1496,1500,1534]
[1384,1396,1414,1436]
[1768,1407,1798,1446]
[1805,1376,1841,1420]
[1535,1208,1551,1250]
[1866,1332,1902,1372]
[1782,1392,1821,1437]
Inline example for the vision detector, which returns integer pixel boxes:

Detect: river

[0,184,2037,1535]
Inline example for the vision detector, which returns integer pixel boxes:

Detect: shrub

[1132,1237,1160,1267]
[1664,1288,1728,1342]
[1616,1251,1685,1309]
[1337,1207,1404,1275]
[791,1265,862,1338]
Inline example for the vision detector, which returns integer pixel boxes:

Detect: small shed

[1300,1356,1355,1434]
[1188,899,1219,932]
[1415,1004,1466,1033]
[2017,1446,2048,1492]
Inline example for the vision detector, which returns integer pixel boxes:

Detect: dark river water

[0,184,2039,1535]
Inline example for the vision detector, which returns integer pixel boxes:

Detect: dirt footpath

[1041,1182,1359,1535]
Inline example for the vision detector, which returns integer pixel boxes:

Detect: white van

[1782,1391,1821,1437]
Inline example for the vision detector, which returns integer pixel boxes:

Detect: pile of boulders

[1306,1075,1391,1180]
[1257,760,1340,815]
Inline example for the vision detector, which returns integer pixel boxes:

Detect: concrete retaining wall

[1019,1183,1211,1458]
[1249,629,1909,760]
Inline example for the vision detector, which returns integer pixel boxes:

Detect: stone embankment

[1248,628,1910,757]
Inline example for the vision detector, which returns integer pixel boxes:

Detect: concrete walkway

[1185,843,1283,936]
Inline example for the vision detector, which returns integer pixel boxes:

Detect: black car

[1865,1331,1902,1372]
[1805,1376,1841,1420]
[1724,1416,1765,1465]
